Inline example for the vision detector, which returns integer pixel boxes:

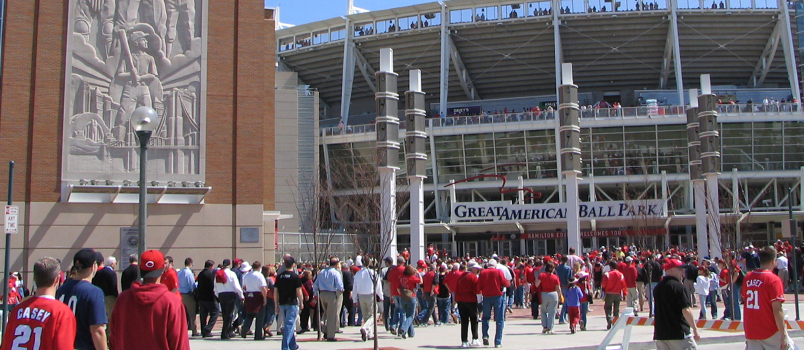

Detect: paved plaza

[187,294,804,350]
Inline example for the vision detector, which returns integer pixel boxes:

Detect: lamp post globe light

[131,106,160,278]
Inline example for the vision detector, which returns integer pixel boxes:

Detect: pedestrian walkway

[187,294,804,350]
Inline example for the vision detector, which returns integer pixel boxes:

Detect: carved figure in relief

[111,30,161,142]
[75,0,115,59]
[165,0,195,58]
[114,0,167,47]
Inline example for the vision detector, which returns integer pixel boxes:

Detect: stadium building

[277,0,804,258]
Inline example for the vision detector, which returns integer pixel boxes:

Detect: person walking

[241,261,268,340]
[120,254,139,292]
[742,246,793,350]
[693,265,711,320]
[56,248,108,350]
[261,265,277,337]
[576,270,592,331]
[214,259,243,339]
[177,257,199,337]
[601,260,628,330]
[109,250,190,350]
[299,270,315,333]
[653,258,701,350]
[479,259,509,347]
[275,257,303,350]
[196,260,219,338]
[353,255,382,341]
[456,262,480,348]
[555,256,572,324]
[91,254,118,340]
[535,262,561,334]
[396,264,421,339]
[565,277,583,334]
[386,256,407,335]
[0,257,76,350]
[417,263,438,326]
[435,263,451,325]
[623,257,639,316]
[313,257,344,341]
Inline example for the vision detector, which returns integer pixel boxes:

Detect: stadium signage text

[452,200,665,223]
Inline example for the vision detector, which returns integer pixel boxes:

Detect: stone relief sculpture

[63,0,205,181]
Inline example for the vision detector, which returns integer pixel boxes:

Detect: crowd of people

[0,240,801,350]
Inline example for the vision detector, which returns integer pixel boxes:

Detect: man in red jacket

[478,259,510,347]
[601,260,628,330]
[622,257,640,316]
[110,250,190,350]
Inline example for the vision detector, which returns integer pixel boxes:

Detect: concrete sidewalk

[187,295,804,350]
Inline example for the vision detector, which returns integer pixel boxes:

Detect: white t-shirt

[776,256,789,270]
[243,270,267,292]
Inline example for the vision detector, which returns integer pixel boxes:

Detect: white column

[567,172,581,253]
[694,179,709,260]
[410,177,425,263]
[778,0,801,112]
[381,168,398,261]
[439,2,450,117]
[669,0,685,105]
[706,173,722,259]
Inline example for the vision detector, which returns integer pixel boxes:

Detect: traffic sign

[4,205,18,234]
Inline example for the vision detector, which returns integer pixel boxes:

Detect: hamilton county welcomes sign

[452,200,666,223]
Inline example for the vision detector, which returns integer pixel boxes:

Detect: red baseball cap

[417,260,426,268]
[662,259,688,271]
[140,250,166,278]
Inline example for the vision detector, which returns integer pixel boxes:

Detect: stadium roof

[277,0,800,116]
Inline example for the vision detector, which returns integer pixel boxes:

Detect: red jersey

[524,266,535,284]
[538,272,560,292]
[478,268,509,297]
[427,247,435,256]
[741,269,785,340]
[399,273,421,291]
[0,296,77,350]
[161,268,180,295]
[454,272,479,303]
[422,270,436,293]
[444,270,462,293]
[388,265,406,297]
[718,268,730,288]
[623,265,638,288]
[602,270,628,296]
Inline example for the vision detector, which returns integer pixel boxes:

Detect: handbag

[398,287,415,301]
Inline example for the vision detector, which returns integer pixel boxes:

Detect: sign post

[2,161,14,333]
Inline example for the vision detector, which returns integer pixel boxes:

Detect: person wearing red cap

[1,257,76,350]
[109,250,190,350]
[652,258,700,350]
[742,246,792,350]
[601,260,628,330]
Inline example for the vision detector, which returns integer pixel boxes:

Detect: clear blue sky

[264,0,434,26]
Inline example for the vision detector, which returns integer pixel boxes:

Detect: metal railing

[321,103,800,137]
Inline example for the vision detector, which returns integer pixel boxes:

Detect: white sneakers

[470,339,481,346]
[461,342,470,348]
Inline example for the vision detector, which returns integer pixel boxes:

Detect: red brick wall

[0,0,276,207]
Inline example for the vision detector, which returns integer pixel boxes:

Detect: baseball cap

[625,256,633,262]
[417,260,426,268]
[469,262,482,270]
[222,258,231,267]
[140,250,166,278]
[488,259,498,267]
[383,256,393,264]
[662,259,688,271]
[94,251,104,264]
[73,248,97,270]
[240,261,252,273]
[233,258,244,265]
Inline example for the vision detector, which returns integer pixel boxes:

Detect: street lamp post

[131,106,160,278]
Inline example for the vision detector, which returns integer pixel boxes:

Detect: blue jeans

[383,296,394,331]
[398,297,417,337]
[514,286,525,307]
[417,293,436,324]
[559,289,568,323]
[580,301,589,326]
[263,299,276,327]
[646,282,658,314]
[279,305,298,350]
[481,295,505,346]
[437,297,450,324]
[729,285,742,320]
[707,291,718,318]
[391,296,402,330]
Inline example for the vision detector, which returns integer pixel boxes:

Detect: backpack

[215,269,228,284]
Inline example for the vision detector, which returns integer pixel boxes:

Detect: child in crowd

[565,277,584,334]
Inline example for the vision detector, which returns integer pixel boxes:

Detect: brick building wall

[0,0,277,279]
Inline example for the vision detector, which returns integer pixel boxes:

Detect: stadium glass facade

[278,0,804,258]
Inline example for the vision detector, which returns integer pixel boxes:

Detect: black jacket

[196,268,217,302]
[120,264,139,291]
[91,266,119,297]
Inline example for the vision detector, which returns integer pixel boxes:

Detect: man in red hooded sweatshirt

[110,250,189,350]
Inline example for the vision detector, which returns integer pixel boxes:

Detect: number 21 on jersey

[745,290,760,310]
